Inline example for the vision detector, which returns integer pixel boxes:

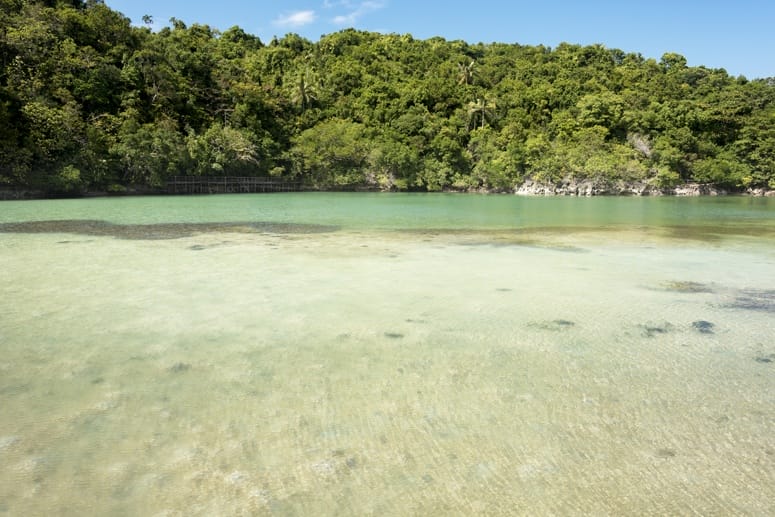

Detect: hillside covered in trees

[2,0,774,195]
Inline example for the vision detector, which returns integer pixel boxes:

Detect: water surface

[1,194,774,515]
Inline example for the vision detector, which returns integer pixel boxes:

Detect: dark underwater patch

[663,224,775,242]
[660,281,714,294]
[167,362,191,373]
[640,322,673,337]
[691,320,715,334]
[527,319,576,331]
[459,240,587,253]
[402,227,595,250]
[655,448,677,458]
[723,289,775,313]
[0,220,340,240]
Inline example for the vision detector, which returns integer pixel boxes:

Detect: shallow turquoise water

[1,192,774,230]
[0,194,774,515]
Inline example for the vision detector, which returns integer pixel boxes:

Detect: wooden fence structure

[166,176,303,194]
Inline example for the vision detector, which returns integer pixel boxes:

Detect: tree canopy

[1,0,774,194]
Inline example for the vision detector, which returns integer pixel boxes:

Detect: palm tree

[457,60,475,85]
[291,68,319,112]
[467,97,495,130]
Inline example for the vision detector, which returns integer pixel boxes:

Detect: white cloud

[331,1,386,26]
[323,0,351,8]
[332,14,353,25]
[273,10,317,28]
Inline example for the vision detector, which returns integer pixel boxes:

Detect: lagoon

[1,193,774,515]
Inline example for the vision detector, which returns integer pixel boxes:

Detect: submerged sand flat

[0,194,773,515]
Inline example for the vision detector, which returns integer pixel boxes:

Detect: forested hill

[1,0,774,195]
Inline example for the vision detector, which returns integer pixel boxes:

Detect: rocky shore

[0,188,45,200]
[512,179,775,197]
[2,180,775,199]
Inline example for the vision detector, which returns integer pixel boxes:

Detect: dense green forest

[1,0,774,195]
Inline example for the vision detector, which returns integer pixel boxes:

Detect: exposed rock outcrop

[513,179,732,196]
[672,183,728,196]
[746,187,775,197]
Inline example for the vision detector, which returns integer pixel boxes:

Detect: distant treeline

[1,0,774,195]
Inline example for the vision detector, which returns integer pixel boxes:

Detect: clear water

[1,193,774,515]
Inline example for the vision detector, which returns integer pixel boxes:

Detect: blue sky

[103,0,775,79]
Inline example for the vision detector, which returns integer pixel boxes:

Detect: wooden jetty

[166,176,303,194]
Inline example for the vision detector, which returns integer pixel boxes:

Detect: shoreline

[1,181,774,201]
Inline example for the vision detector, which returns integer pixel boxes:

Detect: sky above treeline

[104,0,775,79]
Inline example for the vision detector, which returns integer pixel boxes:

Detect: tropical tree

[290,68,319,113]
[186,122,259,176]
[291,119,370,186]
[1,1,774,193]
[466,97,495,130]
[457,60,475,85]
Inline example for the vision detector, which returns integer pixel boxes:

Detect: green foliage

[468,127,517,190]
[653,167,681,188]
[416,157,452,191]
[368,135,421,190]
[734,107,775,188]
[692,151,752,188]
[112,117,187,186]
[291,119,370,187]
[51,163,82,193]
[1,0,774,194]
[186,123,259,176]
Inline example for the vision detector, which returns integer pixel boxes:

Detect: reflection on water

[1,195,774,515]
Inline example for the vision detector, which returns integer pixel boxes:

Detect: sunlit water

[1,193,774,515]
